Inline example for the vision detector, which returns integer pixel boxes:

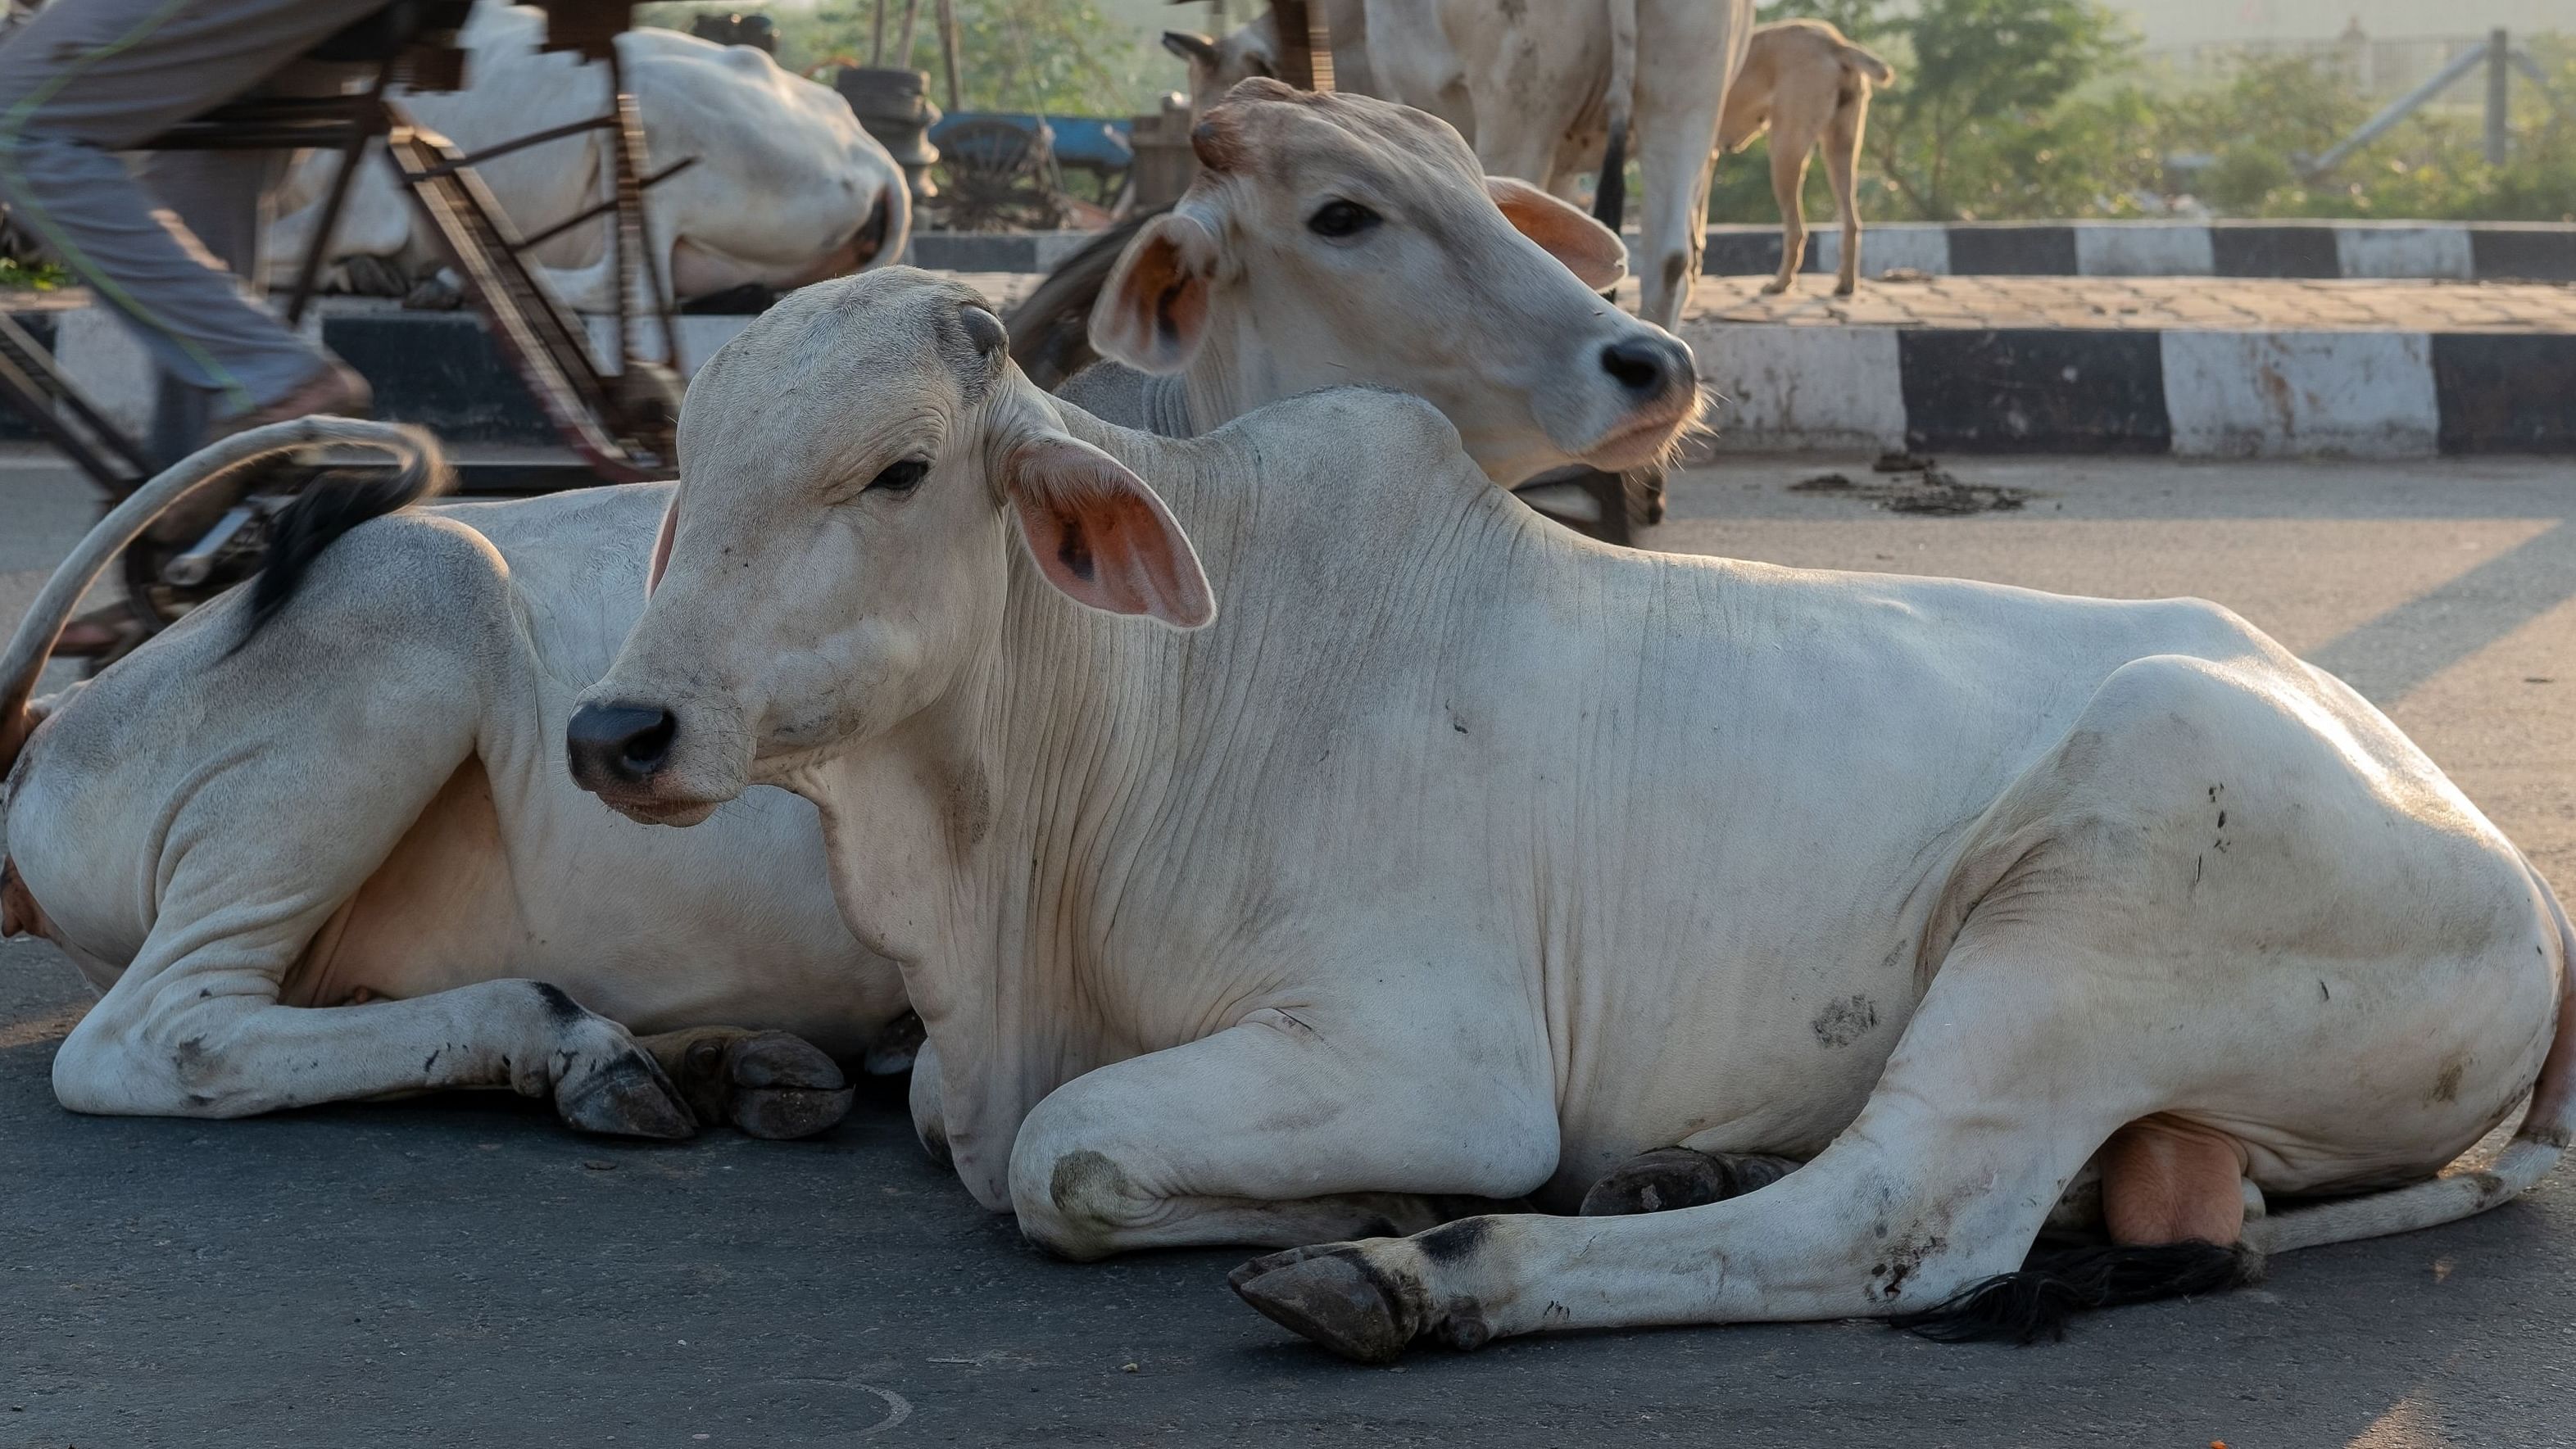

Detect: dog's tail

[1837,40,1895,88]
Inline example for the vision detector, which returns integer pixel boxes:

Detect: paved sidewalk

[1682,274,2576,333]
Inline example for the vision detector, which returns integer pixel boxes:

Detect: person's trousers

[0,0,383,428]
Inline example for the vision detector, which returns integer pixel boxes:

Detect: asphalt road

[5,450,2575,1448]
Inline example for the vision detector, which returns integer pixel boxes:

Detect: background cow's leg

[1631,0,1748,329]
[1005,1006,1558,1261]
[1229,943,2153,1361]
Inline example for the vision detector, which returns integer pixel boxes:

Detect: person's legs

[138,148,288,459]
[0,0,381,414]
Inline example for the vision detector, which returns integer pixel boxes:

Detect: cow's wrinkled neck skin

[1071,302,1281,446]
[781,394,1531,1208]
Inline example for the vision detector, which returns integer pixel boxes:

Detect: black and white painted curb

[901,222,2576,282]
[1684,321,2576,456]
[10,296,2571,457]
[1696,220,2576,283]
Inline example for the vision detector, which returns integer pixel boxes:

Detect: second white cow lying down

[575,269,2572,1358]
[270,2,909,308]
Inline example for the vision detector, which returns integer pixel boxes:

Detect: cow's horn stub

[961,305,1006,357]
[1190,113,1247,173]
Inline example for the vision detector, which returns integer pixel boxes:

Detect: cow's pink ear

[1090,211,1219,374]
[1002,433,1214,630]
[1487,176,1627,291]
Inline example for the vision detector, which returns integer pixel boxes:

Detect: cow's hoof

[674,1031,855,1140]
[1578,1147,1797,1216]
[1230,1246,1415,1365]
[556,1050,697,1140]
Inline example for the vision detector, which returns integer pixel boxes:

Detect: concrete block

[2334,225,2474,280]
[1813,224,1950,279]
[1684,323,1905,452]
[2162,330,2439,458]
[2075,223,2215,277]
[1901,328,2169,454]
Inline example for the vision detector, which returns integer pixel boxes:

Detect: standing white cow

[0,88,1693,1139]
[270,2,909,308]
[1362,0,1755,331]
[573,267,2572,1360]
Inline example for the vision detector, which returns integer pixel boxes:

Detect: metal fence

[2147,33,2514,98]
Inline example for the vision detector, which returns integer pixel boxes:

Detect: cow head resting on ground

[1091,80,1701,486]
[569,271,1215,826]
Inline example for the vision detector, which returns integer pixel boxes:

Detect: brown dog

[1720,19,1896,296]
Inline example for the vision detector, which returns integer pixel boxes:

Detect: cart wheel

[935,118,1066,233]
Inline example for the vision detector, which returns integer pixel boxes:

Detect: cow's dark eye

[1307,200,1380,239]
[867,459,929,495]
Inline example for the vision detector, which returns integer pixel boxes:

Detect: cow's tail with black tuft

[0,417,448,781]
[1896,854,2576,1345]
[1590,0,1639,234]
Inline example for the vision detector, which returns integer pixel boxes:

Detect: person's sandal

[203,360,374,443]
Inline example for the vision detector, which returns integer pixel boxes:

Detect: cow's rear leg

[637,1025,855,1140]
[1578,1147,1799,1216]
[1229,940,2214,1361]
[1891,1116,2261,1344]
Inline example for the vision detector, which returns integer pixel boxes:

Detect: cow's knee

[52,985,265,1117]
[1012,1142,1157,1261]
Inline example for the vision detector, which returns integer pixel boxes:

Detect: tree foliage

[638,0,1170,116]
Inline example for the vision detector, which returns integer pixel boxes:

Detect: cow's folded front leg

[635,1024,855,1140]
[1002,1006,1559,1261]
[55,966,696,1139]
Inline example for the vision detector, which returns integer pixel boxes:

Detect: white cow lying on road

[1721,20,1896,297]
[0,87,1693,1140]
[575,267,2573,1359]
[270,2,909,308]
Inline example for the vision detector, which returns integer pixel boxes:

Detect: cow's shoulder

[431,484,673,683]
[1228,386,1464,479]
